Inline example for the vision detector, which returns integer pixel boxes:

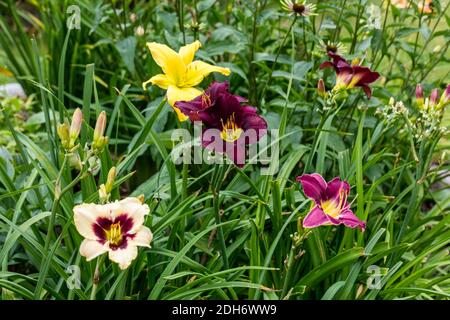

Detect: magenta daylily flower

[320,52,380,99]
[175,82,267,166]
[296,173,366,231]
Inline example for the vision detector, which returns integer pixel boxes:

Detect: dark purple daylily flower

[296,173,366,231]
[320,52,380,99]
[175,82,267,167]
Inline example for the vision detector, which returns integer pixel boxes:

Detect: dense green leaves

[0,0,449,301]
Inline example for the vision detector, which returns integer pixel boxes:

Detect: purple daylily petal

[303,206,330,228]
[296,173,327,203]
[338,209,366,231]
[180,81,267,166]
[326,177,350,202]
[297,173,366,232]
[321,52,379,99]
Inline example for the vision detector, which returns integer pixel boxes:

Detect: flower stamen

[105,222,122,247]
[220,113,243,142]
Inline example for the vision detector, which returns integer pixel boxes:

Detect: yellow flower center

[320,199,341,218]
[220,113,243,142]
[321,189,347,218]
[105,222,122,246]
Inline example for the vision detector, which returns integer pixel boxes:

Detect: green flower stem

[259,15,297,104]
[90,254,105,300]
[35,162,89,299]
[304,110,329,173]
[402,114,419,163]
[281,245,295,298]
[212,164,229,270]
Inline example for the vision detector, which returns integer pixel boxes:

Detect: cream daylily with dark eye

[74,197,153,270]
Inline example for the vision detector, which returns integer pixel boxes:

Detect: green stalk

[90,255,105,300]
[35,164,89,299]
[212,164,229,270]
[259,16,297,104]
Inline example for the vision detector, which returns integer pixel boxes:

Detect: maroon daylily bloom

[320,52,380,99]
[296,173,366,231]
[175,82,267,167]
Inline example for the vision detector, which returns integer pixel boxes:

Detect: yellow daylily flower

[142,40,231,121]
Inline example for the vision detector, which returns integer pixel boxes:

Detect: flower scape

[0,0,449,302]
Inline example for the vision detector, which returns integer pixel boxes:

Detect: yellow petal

[143,74,172,90]
[178,40,201,65]
[166,85,202,121]
[146,42,185,85]
[183,60,231,87]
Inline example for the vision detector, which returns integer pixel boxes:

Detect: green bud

[105,166,116,194]
[57,123,70,149]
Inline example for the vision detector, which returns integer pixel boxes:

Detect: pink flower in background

[320,52,379,98]
[297,173,366,231]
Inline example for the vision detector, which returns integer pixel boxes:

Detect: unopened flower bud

[57,123,70,149]
[93,111,108,152]
[389,97,395,106]
[439,84,450,107]
[137,194,145,204]
[68,153,82,171]
[430,88,439,106]
[99,184,108,203]
[135,26,145,36]
[94,111,106,141]
[69,108,83,148]
[105,166,116,194]
[317,78,326,97]
[415,84,424,108]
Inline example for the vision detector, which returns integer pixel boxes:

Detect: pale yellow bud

[57,123,70,149]
[93,111,108,152]
[105,166,116,194]
[69,108,83,147]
